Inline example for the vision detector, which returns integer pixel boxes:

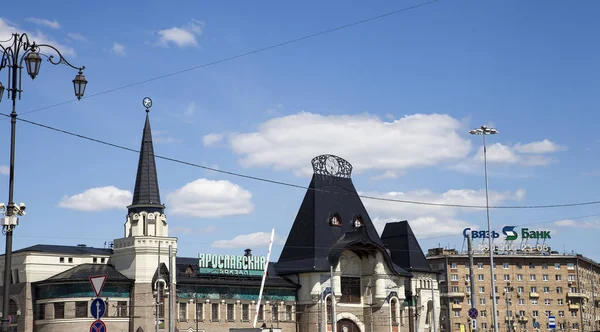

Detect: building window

[543,274,549,281]
[75,301,87,318]
[544,299,551,306]
[36,303,45,320]
[211,303,219,321]
[558,299,563,305]
[557,287,563,294]
[481,311,487,317]
[340,277,361,303]
[227,303,234,321]
[93,257,97,263]
[258,304,264,321]
[517,274,523,281]
[195,303,203,321]
[480,298,486,305]
[543,287,550,293]
[531,286,537,293]
[59,257,64,263]
[101,258,105,263]
[517,286,524,293]
[532,299,538,305]
[532,310,539,317]
[242,304,250,321]
[479,286,485,293]
[272,304,279,322]
[477,263,483,269]
[559,311,564,317]
[555,263,561,270]
[391,299,397,324]
[451,274,458,281]
[518,299,524,305]
[503,263,509,269]
[481,323,487,329]
[329,213,342,227]
[478,274,484,281]
[451,263,457,269]
[567,263,575,270]
[117,301,127,317]
[68,257,73,263]
[556,274,562,281]
[568,275,576,281]
[179,302,187,322]
[530,275,536,281]
[542,263,548,269]
[454,310,460,317]
[504,274,510,281]
[529,263,535,269]
[285,305,293,321]
[54,303,64,319]
[571,311,577,317]
[326,297,333,323]
[451,286,459,292]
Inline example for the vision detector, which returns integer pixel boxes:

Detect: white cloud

[58,186,132,212]
[166,179,254,218]
[25,18,60,29]
[370,170,402,180]
[212,232,284,248]
[156,20,205,48]
[514,139,566,154]
[184,102,196,117]
[153,130,181,143]
[453,140,565,174]
[0,165,8,175]
[0,18,75,56]
[67,32,88,42]
[363,188,526,238]
[213,112,472,177]
[203,133,224,146]
[112,42,126,56]
[555,219,600,229]
[171,225,217,235]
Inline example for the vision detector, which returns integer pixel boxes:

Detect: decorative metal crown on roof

[311,154,352,178]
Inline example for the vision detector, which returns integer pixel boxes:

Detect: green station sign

[198,253,266,276]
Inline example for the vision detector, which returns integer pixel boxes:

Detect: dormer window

[353,215,364,228]
[329,213,342,227]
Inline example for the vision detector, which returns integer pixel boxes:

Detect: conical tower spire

[128,98,164,214]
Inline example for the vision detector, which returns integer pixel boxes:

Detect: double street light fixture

[0,32,87,332]
[470,125,499,332]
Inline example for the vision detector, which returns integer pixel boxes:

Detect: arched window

[326,296,333,323]
[425,300,433,325]
[391,298,398,324]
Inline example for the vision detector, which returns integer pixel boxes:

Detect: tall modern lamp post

[0,32,87,332]
[469,125,499,332]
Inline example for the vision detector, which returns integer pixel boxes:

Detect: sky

[1,0,600,263]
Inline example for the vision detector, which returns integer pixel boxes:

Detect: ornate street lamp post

[0,32,87,332]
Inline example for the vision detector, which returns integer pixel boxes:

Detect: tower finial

[143,97,152,113]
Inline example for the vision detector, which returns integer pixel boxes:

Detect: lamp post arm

[35,43,85,72]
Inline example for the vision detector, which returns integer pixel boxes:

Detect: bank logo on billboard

[502,226,518,241]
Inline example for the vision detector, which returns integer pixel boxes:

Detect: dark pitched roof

[128,113,164,214]
[275,161,410,277]
[381,221,433,273]
[12,244,112,256]
[175,257,299,288]
[42,263,132,282]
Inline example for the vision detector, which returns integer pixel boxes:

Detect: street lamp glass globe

[72,71,88,100]
[24,52,42,79]
[0,82,4,103]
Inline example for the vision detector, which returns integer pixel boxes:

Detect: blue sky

[1,0,600,262]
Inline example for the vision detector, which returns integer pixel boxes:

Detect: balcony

[452,304,462,310]
[529,292,540,298]
[567,292,588,299]
[569,304,580,310]
[443,292,466,298]
[518,316,528,322]
[505,317,514,321]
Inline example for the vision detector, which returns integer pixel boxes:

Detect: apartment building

[426,248,600,332]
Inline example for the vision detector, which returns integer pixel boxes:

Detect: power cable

[17,0,442,117]
[6,112,600,210]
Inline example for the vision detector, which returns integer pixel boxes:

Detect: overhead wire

[16,0,442,117]
[5,113,600,210]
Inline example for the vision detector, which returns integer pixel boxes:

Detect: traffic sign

[90,298,106,320]
[548,315,556,329]
[90,319,106,332]
[89,275,107,297]
[471,319,477,330]
[468,308,479,319]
